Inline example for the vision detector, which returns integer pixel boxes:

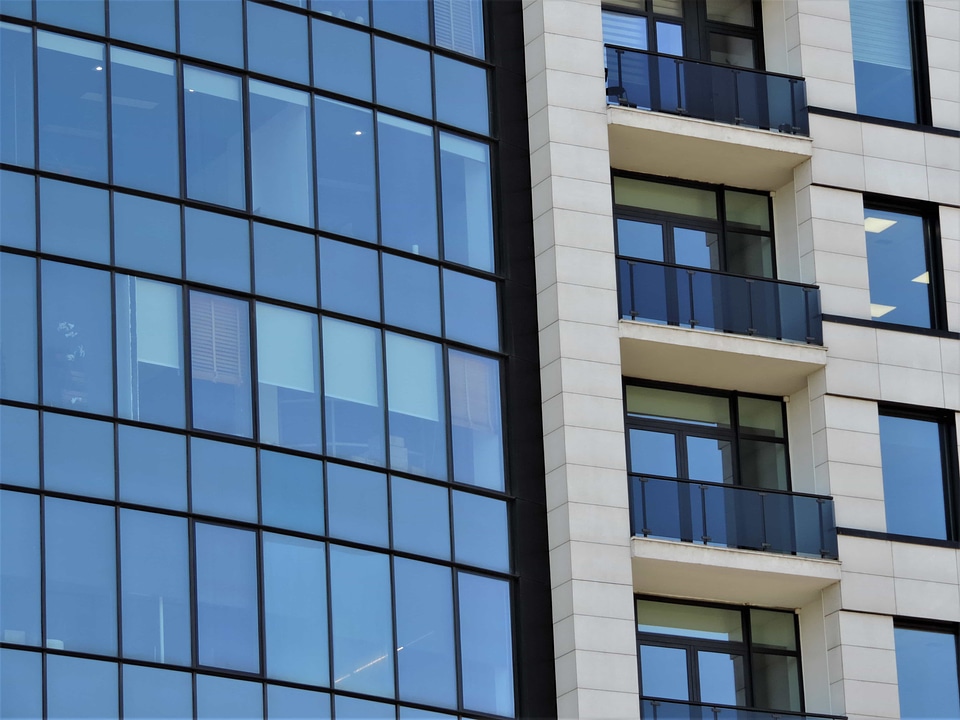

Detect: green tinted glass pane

[652,0,683,16]
[738,398,783,438]
[726,233,773,278]
[724,190,769,231]
[706,0,753,25]
[752,653,801,712]
[636,600,742,641]
[626,386,730,428]
[749,609,796,650]
[739,440,787,491]
[613,177,717,220]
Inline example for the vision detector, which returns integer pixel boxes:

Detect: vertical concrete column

[522,1,639,717]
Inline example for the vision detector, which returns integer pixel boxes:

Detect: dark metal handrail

[641,698,847,720]
[604,45,810,136]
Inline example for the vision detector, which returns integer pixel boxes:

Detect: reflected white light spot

[911,272,930,284]
[864,217,897,233]
[354,130,362,136]
[188,88,196,92]
[870,303,896,318]
[94,65,103,71]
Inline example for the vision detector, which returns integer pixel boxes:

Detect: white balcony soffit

[620,319,828,396]
[608,106,813,190]
[632,537,841,608]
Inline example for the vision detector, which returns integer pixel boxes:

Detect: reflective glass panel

[195,523,260,673]
[435,56,488,134]
[726,232,773,278]
[686,436,732,483]
[311,0,368,24]
[183,67,246,209]
[315,97,377,243]
[268,685,331,720]
[865,208,931,328]
[626,386,731,427]
[41,261,114,415]
[434,0,484,58]
[118,425,187,511]
[709,33,755,68]
[264,533,329,685]
[443,270,498,349]
[110,0,175,51]
[190,291,253,437]
[725,190,770,231]
[656,22,683,56]
[739,439,787,491]
[850,0,917,123]
[614,177,717,219]
[374,0,428,41]
[0,170,36,250]
[335,696,396,720]
[739,397,784,438]
[450,351,504,490]
[260,450,325,535]
[111,49,179,195]
[0,253,37,403]
[319,237,381,321]
[0,491,40,647]
[637,599,743,641]
[330,546,394,697]
[0,0,31,18]
[191,438,257,522]
[750,609,797,651]
[391,477,450,559]
[179,0,243,67]
[254,223,318,306]
[196,675,262,720]
[113,193,181,278]
[379,115,438,257]
[640,645,689,699]
[257,304,322,452]
[383,254,441,336]
[454,491,509,572]
[247,1,309,84]
[459,573,514,716]
[629,428,678,477]
[674,228,718,269]
[327,462,388,547]
[37,32,107,180]
[617,219,664,261]
[386,333,447,480]
[184,207,250,292]
[37,0,103,34]
[43,412,114,499]
[312,19,371,101]
[0,405,39,487]
[0,649,42,719]
[0,23,34,168]
[375,38,432,117]
[44,498,117,655]
[40,178,110,263]
[47,655,117,720]
[116,275,186,428]
[752,653,801,712]
[120,510,191,665]
[123,665,192,720]
[895,626,960,720]
[698,651,746,706]
[440,133,493,271]
[250,81,314,226]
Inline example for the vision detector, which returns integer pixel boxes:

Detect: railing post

[640,476,651,537]
[733,69,743,125]
[746,278,756,335]
[629,261,638,319]
[616,48,625,104]
[759,491,770,550]
[687,268,697,328]
[675,58,684,114]
[700,484,710,544]
[789,77,799,134]
[817,496,828,558]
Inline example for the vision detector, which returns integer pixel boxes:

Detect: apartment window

[879,409,958,541]
[894,623,960,720]
[849,0,929,124]
[626,383,788,491]
[602,0,763,69]
[636,598,802,713]
[864,202,944,330]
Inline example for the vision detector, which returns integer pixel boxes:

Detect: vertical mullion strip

[322,464,335,693]
[450,553,464,714]
[115,504,124,718]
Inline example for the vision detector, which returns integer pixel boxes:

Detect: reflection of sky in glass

[879,415,946,539]
[895,626,960,720]
[865,208,931,328]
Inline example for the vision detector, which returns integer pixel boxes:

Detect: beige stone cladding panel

[925,0,960,131]
[795,0,856,112]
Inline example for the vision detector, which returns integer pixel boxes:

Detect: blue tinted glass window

[250,82,314,227]
[37,0,104,33]
[37,32,107,181]
[257,304,322,452]
[879,414,948,539]
[116,276,186,428]
[459,573,515,716]
[191,438,257,522]
[383,254,441,335]
[330,546,394,697]
[865,208,932,328]
[41,261,114,415]
[196,523,260,673]
[0,253,37,403]
[179,0,243,67]
[400,709,456,720]
[312,19,371,101]
[312,0,368,23]
[319,237,380,321]
[184,67,246,209]
[44,498,117,655]
[386,333,446,480]
[454,491,509,571]
[850,0,918,123]
[0,0,31,18]
[395,559,456,707]
[120,510,191,665]
[123,665,192,720]
[254,223,318,306]
[434,0,484,58]
[0,170,35,250]
[335,696,395,720]
[114,193,182,277]
[0,649,42,719]
[0,491,40,647]
[260,450,324,535]
[118,425,187,511]
[40,178,110,263]
[189,291,253,437]
[315,97,377,243]
[327,462,388,546]
[434,56,489,134]
[895,626,960,720]
[0,405,38,487]
[47,655,117,720]
[379,115,438,256]
[373,0,428,41]
[109,0,175,51]
[322,318,385,466]
[268,685,331,720]
[111,49,179,196]
[375,38,432,118]
[443,270,498,349]
[264,533,329,685]
[184,208,250,292]
[440,133,493,271]
[391,476,450,560]
[43,412,115,500]
[452,361,509,467]
[247,2,309,84]
[196,674,262,720]
[0,23,34,168]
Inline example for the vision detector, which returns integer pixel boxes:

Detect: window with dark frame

[636,597,803,714]
[894,622,960,720]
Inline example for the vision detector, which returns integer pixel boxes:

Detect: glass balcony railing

[605,45,809,136]
[619,259,823,345]
[642,699,845,720]
[629,474,839,560]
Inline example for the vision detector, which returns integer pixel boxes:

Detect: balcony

[641,699,846,720]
